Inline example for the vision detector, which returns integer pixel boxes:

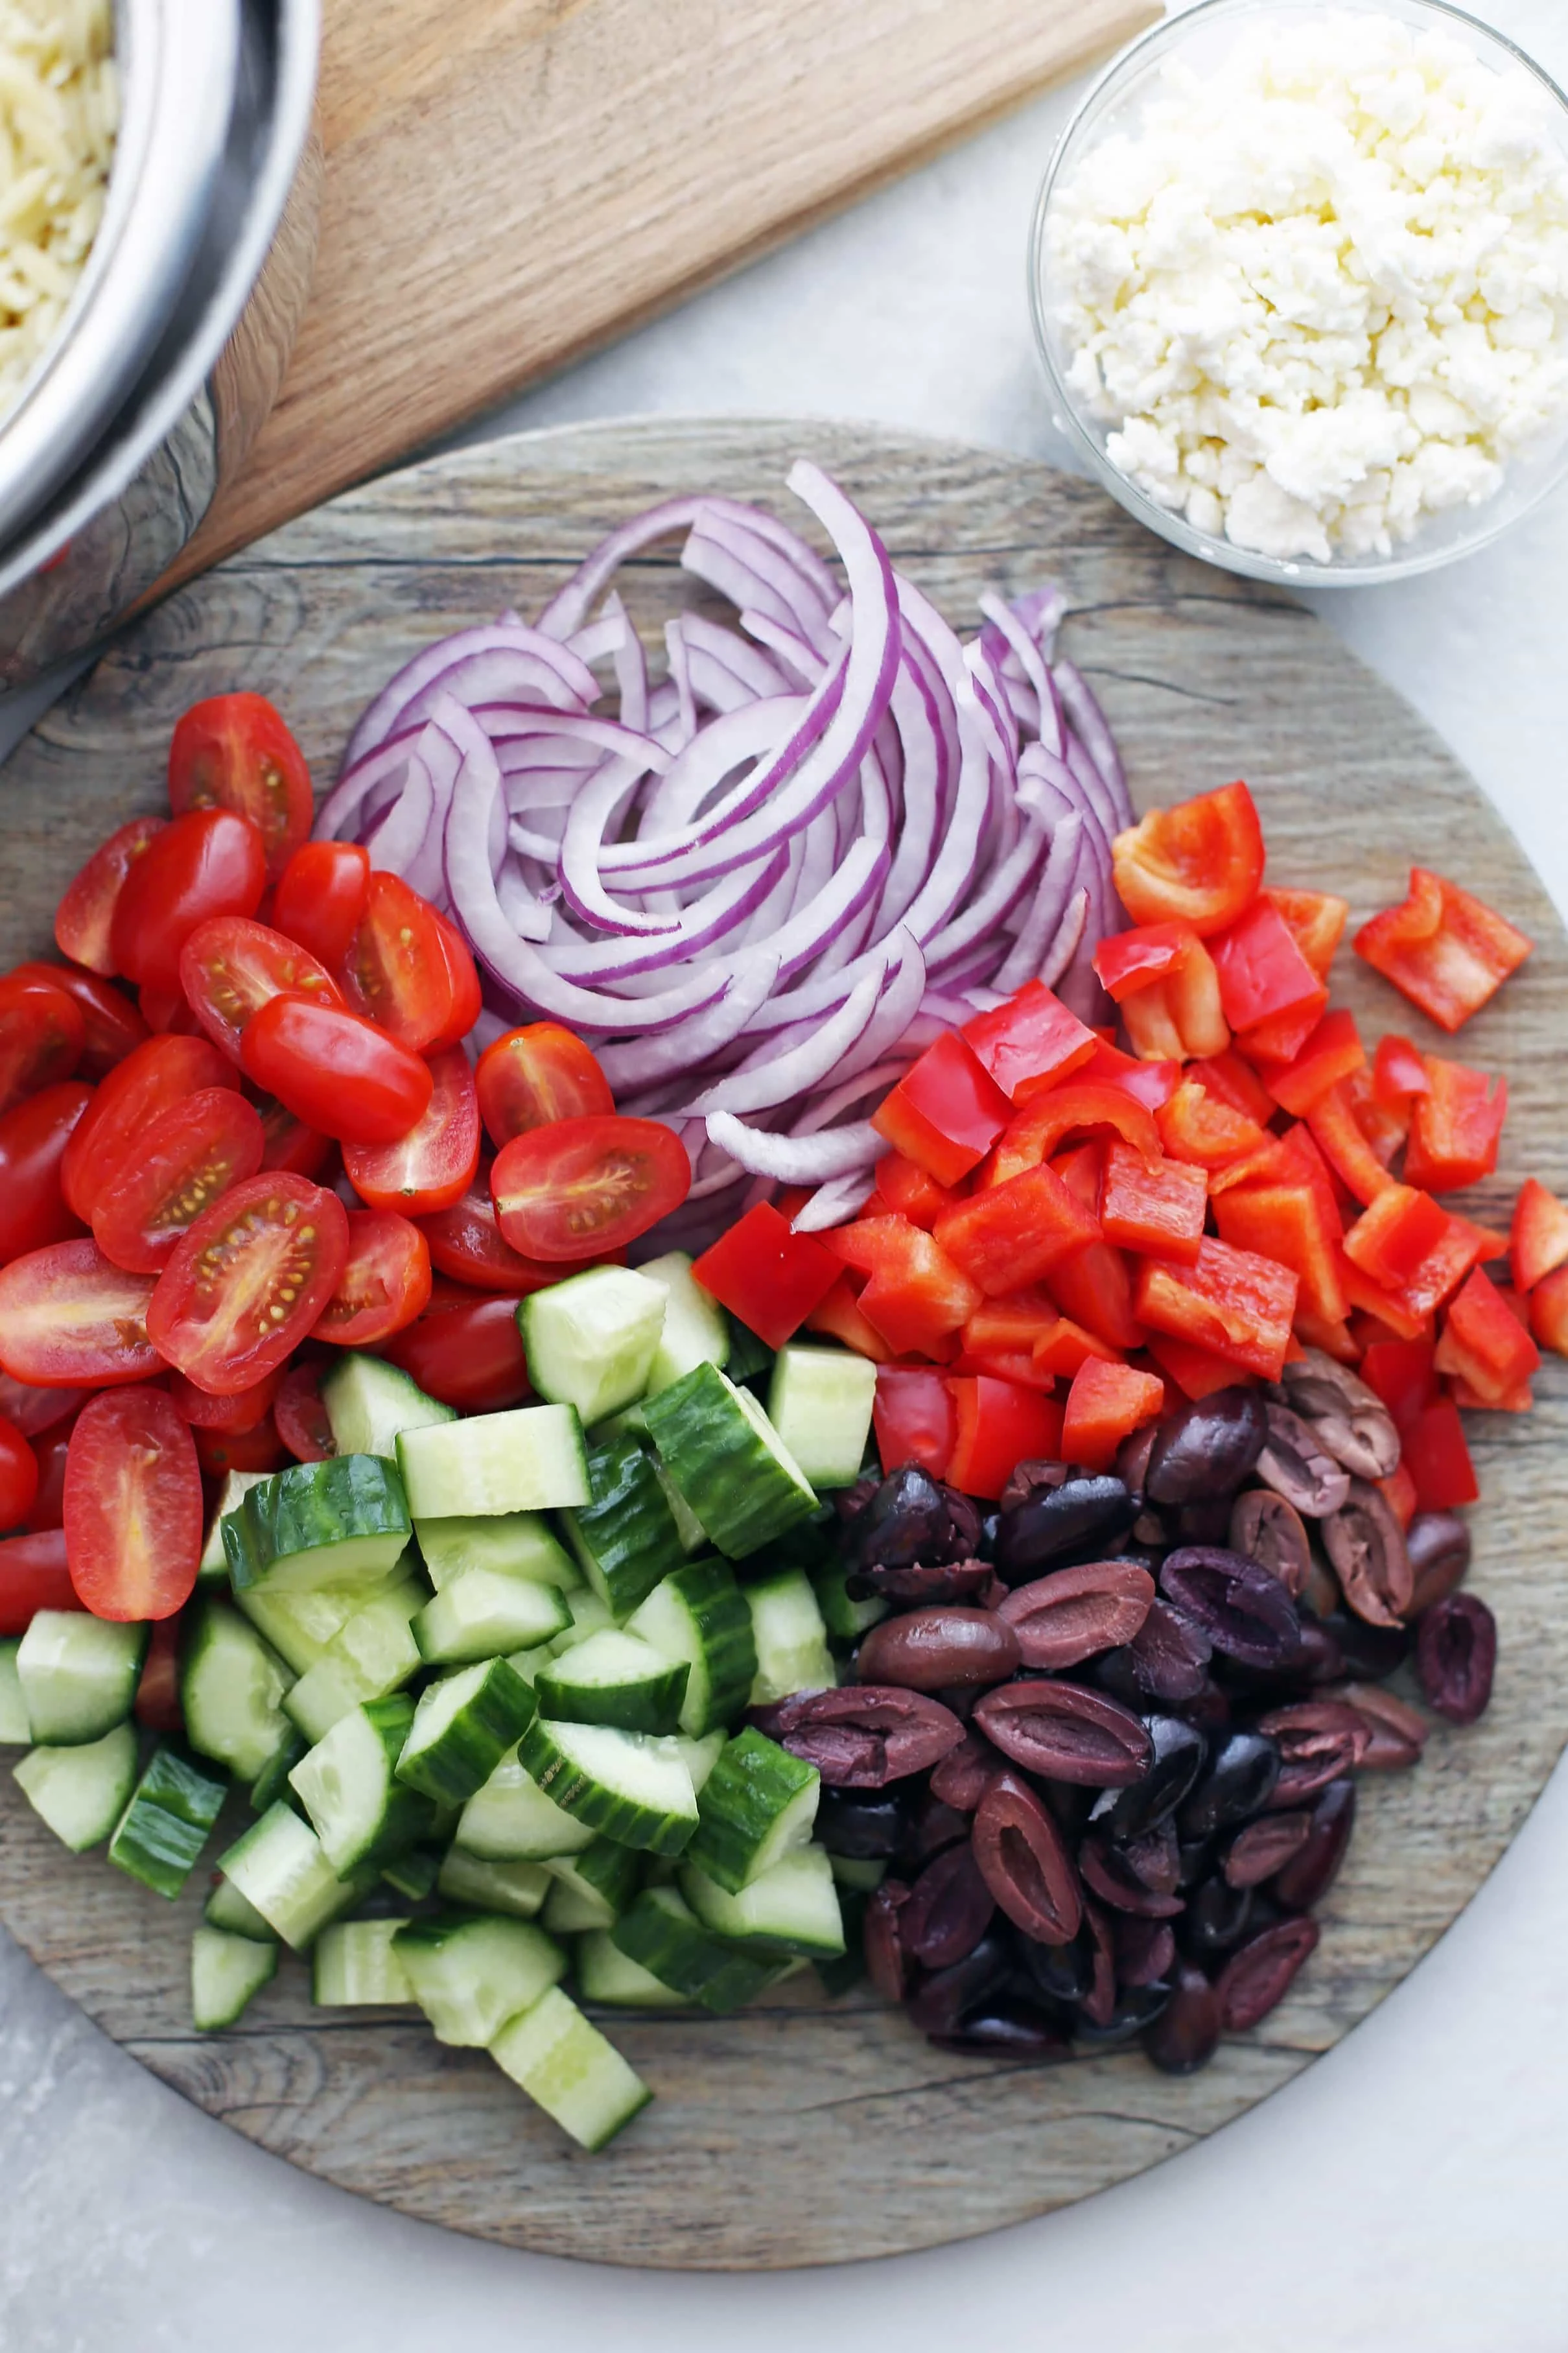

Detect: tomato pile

[0,696,694,1634]
[686,777,1562,1513]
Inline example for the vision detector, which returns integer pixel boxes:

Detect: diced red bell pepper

[1335,1249,1432,1342]
[1455,1216,1509,1265]
[1355,866,1532,1032]
[1293,1306,1361,1362]
[1447,1375,1534,1413]
[1125,951,1231,1063]
[1276,1122,1348,1239]
[1032,1312,1123,1378]
[691,1203,839,1349]
[1095,923,1199,1000]
[804,1273,895,1363]
[1529,1263,1568,1358]
[1187,1048,1278,1127]
[825,1214,981,1357]
[1132,1234,1299,1382]
[1061,1356,1166,1474]
[873,1365,957,1480]
[1361,1336,1440,1431]
[951,1347,1057,1391]
[1511,1177,1568,1294]
[1376,1460,1418,1530]
[1342,1064,1407,1168]
[1399,1397,1480,1510]
[1434,1265,1541,1403]
[1079,1037,1181,1111]
[1307,1080,1396,1207]
[871,1030,1012,1187]
[1047,1144,1147,1349]
[1342,1184,1451,1291]
[933,1163,1101,1299]
[876,1151,961,1231]
[1233,988,1333,1069]
[1403,1054,1507,1192]
[1372,1032,1429,1113]
[1099,1137,1208,1264]
[961,980,1098,1106]
[1210,895,1327,1034]
[1266,888,1350,981]
[988,1081,1161,1188]
[1112,779,1266,938]
[944,1375,1064,1501]
[1212,1178,1346,1325]
[1267,1009,1366,1118]
[957,1298,1060,1391]
[1156,1078,1270,1169]
[1342,1194,1482,1328]
[1143,1331,1248,1400]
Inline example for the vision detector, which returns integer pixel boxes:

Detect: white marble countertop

[4,3,1567,2343]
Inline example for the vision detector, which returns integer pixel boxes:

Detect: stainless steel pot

[0,0,322,693]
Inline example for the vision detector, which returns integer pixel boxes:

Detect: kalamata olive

[1228,1488,1313,1598]
[1173,1497,1237,1546]
[1406,1510,1473,1615]
[1160,1547,1302,1667]
[941,1487,985,1557]
[1120,1817,1181,1895]
[751,1686,965,1785]
[816,1788,908,1860]
[1256,1700,1370,1805]
[928,1997,1073,2057]
[1292,1613,1347,1685]
[900,1841,996,1969]
[1416,1592,1496,1724]
[904,1930,1012,2035]
[856,1607,1021,1692]
[850,1465,951,1568]
[1302,1553,1342,1620]
[1342,1680,1429,1768]
[996,1559,1155,1670]
[1215,1915,1320,2029]
[1178,1729,1282,1838]
[1095,1597,1214,1706]
[1178,1676,1233,1734]
[1073,1979,1173,2045]
[972,1771,1082,1945]
[979,1512,1001,1561]
[1145,1388,1269,1506]
[1222,1811,1313,1887]
[1177,1836,1213,1890]
[1256,1402,1352,1519]
[833,1474,881,1524]
[1077,1836,1186,1918]
[1114,1421,1160,1496]
[929,1730,1003,1812]
[993,1474,1137,1583]
[974,1680,1154,1786]
[1036,1777,1096,1840]
[1088,1713,1208,1841]
[1141,1958,1221,2072]
[899,1792,971,1869]
[999,1459,1070,1512]
[1279,1350,1401,1481]
[1274,1777,1355,1910]
[1180,1873,1255,1959]
[1019,1922,1097,2005]
[1319,1609,1411,1681]
[864,1878,912,2002]
[1115,1913,1178,1987]
[1322,1480,1413,1627]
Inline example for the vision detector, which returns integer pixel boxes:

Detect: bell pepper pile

[690,777,1563,1510]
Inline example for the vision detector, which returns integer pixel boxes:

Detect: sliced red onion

[791,1169,882,1231]
[1055,656,1132,831]
[684,959,885,1117]
[703,1113,887,1183]
[344,623,598,771]
[594,952,782,1091]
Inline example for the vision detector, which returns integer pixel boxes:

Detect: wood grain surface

[3,419,1564,2270]
[165,0,1157,589]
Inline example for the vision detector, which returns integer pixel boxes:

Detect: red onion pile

[316,462,1130,1245]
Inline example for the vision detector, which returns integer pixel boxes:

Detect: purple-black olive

[1177,1729,1282,1838]
[1145,1388,1269,1507]
[993,1474,1138,1584]
[1088,1714,1208,1842]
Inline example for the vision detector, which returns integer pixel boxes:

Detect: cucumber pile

[5,1254,881,2155]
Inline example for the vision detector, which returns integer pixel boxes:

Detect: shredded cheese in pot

[0,0,117,421]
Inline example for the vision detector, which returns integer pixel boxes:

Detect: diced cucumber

[181,1597,294,1782]
[283,1575,427,1744]
[830,1853,887,1892]
[520,1266,668,1425]
[381,1845,441,1901]
[12,1721,137,1851]
[643,1362,816,1557]
[412,1568,571,1666]
[397,1406,590,1519]
[638,1250,730,1397]
[812,1559,889,1642]
[543,1876,611,1935]
[746,1568,837,1705]
[204,1874,274,1937]
[218,1802,373,1949]
[15,1613,147,1745]
[393,1912,565,2046]
[250,1725,307,1814]
[686,1725,820,1894]
[675,1729,727,1794]
[541,1836,642,1931]
[724,1313,774,1385]
[437,1847,550,1918]
[312,1917,415,2006]
[321,1351,456,1458]
[653,1459,709,1556]
[547,1585,615,1657]
[224,1456,412,1594]
[414,1511,577,1593]
[199,1471,272,1582]
[625,1558,756,1737]
[683,1843,845,1957]
[396,1657,537,1805]
[767,1344,878,1490]
[455,1755,595,1861]
[108,1742,229,1899]
[192,1927,277,2030]
[560,1434,687,1619]
[289,1697,437,1872]
[489,1985,651,2149]
[576,1928,693,2008]
[0,1640,30,1745]
[520,1717,698,1856]
[535,1630,689,1736]
[233,1581,362,1676]
[610,1885,782,2013]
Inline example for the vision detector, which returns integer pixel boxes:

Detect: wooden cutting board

[3,419,1565,2271]
[167,0,1157,586]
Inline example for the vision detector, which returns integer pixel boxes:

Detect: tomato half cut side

[0,1240,162,1388]
[382,1286,532,1413]
[0,1414,40,1528]
[179,916,344,1063]
[194,1413,289,1476]
[416,1179,585,1294]
[339,871,460,1052]
[54,814,166,976]
[90,1087,267,1273]
[314,1209,432,1346]
[253,1092,336,1182]
[169,693,314,883]
[342,1045,479,1213]
[476,1022,614,1146]
[490,1115,690,1261]
[146,1173,350,1395]
[426,913,482,1051]
[0,971,86,1113]
[0,1527,80,1633]
[274,840,370,971]
[275,1360,334,1461]
[62,1032,236,1225]
[167,1362,283,1432]
[7,962,149,1078]
[0,1081,93,1261]
[239,995,434,1147]
[110,807,268,992]
[0,1370,86,1439]
[65,1385,203,1620]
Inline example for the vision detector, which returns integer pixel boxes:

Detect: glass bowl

[1028,0,1568,585]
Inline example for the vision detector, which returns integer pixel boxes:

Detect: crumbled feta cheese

[1044,12,1568,561]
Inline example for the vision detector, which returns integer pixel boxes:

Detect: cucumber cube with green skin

[637,1251,730,1397]
[249,1725,307,1814]
[455,1755,596,1862]
[283,1575,427,1744]
[674,1729,726,1795]
[289,1696,438,1873]
[320,1353,455,1458]
[535,1630,690,1736]
[541,1834,642,1930]
[380,1846,441,1902]
[723,1314,773,1386]
[414,1511,577,1593]
[575,1929,693,2009]
[682,1843,845,1958]
[519,1265,668,1425]
[16,1613,147,1745]
[180,1596,294,1782]
[0,1640,30,1744]
[218,1803,375,1950]
[393,1912,566,2046]
[642,1362,816,1558]
[489,1985,651,2149]
[198,1471,271,1582]
[204,1874,274,1938]
[547,1585,615,1657]
[224,1455,413,1594]
[312,1917,415,2007]
[812,1560,889,1642]
[108,1742,229,1900]
[12,1721,137,1852]
[233,1581,362,1677]
[560,1435,687,1618]
[191,1927,277,2031]
[625,1559,756,1738]
[395,1656,537,1805]
[609,1886,782,2013]
[436,1848,550,1919]
[543,1875,611,1935]
[766,1344,878,1489]
[746,1568,837,1706]
[520,1716,699,1856]
[686,1726,820,1895]
[397,1405,590,1519]
[412,1568,571,1666]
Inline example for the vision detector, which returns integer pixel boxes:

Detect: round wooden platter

[2,418,1565,2271]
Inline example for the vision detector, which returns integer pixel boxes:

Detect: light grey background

[4,3,1567,2345]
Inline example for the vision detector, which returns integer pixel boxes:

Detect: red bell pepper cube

[1361,1336,1440,1432]
[1455,1215,1510,1265]
[1031,1312,1123,1378]
[1079,1036,1182,1111]
[873,1366,957,1480]
[1266,887,1350,982]
[876,1151,961,1232]
[989,1080,1162,1188]
[1335,1249,1432,1342]
[1342,1184,1452,1292]
[1372,1032,1430,1113]
[1307,1080,1396,1207]
[1403,1055,1507,1192]
[1099,1137,1208,1264]
[957,1298,1060,1391]
[1210,895,1327,1035]
[1061,1356,1166,1474]
[1376,1460,1418,1530]
[804,1273,895,1363]
[1156,1077,1270,1170]
[1187,1048,1278,1127]
[1094,924,1230,1061]
[1233,987,1331,1068]
[1267,1009,1366,1117]
[951,1347,1057,1392]
[1529,1263,1568,1358]
[944,1375,1064,1501]
[1143,1330,1248,1400]
[961,980,1098,1106]
[1511,1177,1568,1294]
[692,1203,840,1349]
[1355,866,1532,1032]
[1292,1306,1361,1363]
[871,1030,1012,1187]
[1111,779,1266,938]
[1447,1375,1534,1413]
[1213,1178,1346,1325]
[1342,1063,1407,1168]
[1435,1266,1541,1402]
[1342,1195,1482,1329]
[825,1214,982,1358]
[1399,1395,1480,1510]
[1276,1122,1348,1238]
[1095,922,1197,1000]
[933,1162,1101,1299]
[1047,1143,1147,1349]
[1132,1234,1299,1382]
